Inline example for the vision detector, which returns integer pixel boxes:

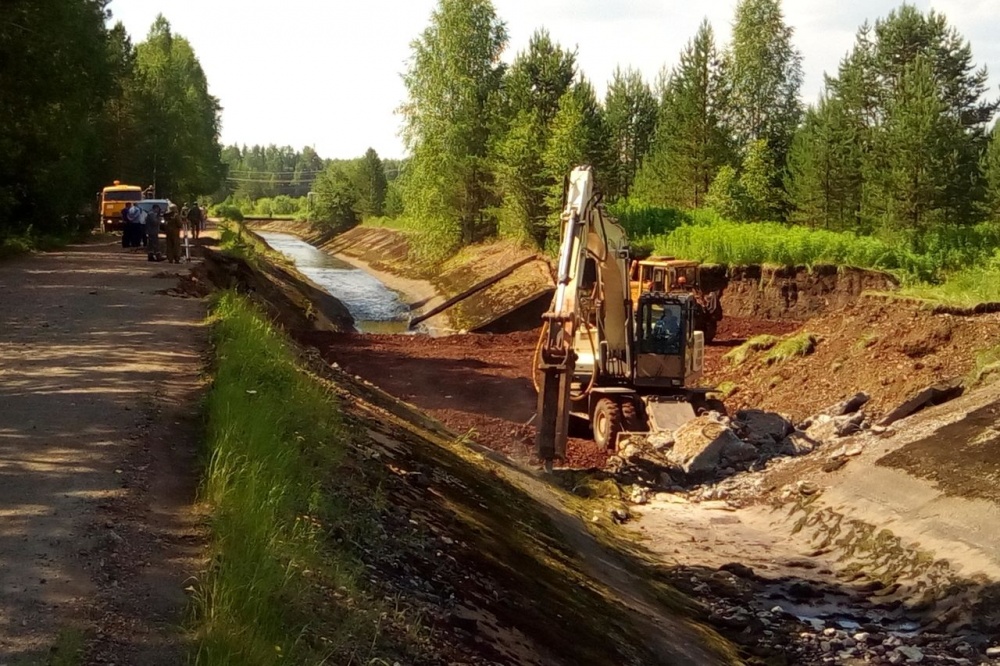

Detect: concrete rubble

[612,391,878,486]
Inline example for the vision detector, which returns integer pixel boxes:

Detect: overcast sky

[107,0,1000,160]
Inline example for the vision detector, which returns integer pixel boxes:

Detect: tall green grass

[653,220,937,279]
[897,254,1000,306]
[194,293,360,665]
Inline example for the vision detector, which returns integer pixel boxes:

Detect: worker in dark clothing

[187,202,204,241]
[145,204,163,262]
[164,203,182,263]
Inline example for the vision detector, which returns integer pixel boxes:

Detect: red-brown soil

[302,330,611,468]
[301,297,1000,472]
[301,315,789,469]
[706,296,1000,422]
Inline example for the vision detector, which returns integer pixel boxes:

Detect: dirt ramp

[723,264,898,320]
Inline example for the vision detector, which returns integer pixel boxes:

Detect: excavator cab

[633,293,704,388]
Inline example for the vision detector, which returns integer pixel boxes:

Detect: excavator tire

[592,398,623,450]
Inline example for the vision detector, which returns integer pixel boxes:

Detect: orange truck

[98,181,144,232]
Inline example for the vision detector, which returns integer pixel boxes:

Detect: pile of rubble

[609,392,878,487]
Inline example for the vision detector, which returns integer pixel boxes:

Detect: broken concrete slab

[734,409,793,447]
[877,379,965,427]
[780,430,821,456]
[823,392,871,417]
[669,417,758,475]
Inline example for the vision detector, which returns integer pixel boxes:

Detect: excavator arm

[535,166,631,465]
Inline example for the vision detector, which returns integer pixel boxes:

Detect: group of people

[120,201,206,264]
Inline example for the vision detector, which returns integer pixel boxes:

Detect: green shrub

[764,332,818,365]
[724,334,779,365]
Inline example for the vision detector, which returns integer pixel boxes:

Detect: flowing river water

[257,231,411,333]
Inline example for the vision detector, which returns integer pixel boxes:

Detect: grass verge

[193,292,385,664]
[194,291,738,665]
[897,264,1000,307]
[0,228,87,260]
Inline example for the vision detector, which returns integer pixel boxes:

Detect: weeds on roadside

[193,293,380,665]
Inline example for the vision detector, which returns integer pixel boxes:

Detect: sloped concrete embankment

[202,245,355,333]
[249,221,555,333]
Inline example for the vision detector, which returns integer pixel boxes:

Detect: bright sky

[107,0,1000,160]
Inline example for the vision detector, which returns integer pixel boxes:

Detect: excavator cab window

[638,301,683,355]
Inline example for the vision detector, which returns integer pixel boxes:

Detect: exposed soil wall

[721,264,899,321]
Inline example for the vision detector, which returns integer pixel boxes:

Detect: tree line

[0,1,223,239]
[216,145,401,230]
[397,0,1000,259]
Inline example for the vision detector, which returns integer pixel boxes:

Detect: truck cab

[99,182,143,232]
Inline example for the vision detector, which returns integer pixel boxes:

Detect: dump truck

[534,166,711,466]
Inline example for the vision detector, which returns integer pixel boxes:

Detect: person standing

[164,203,183,263]
[145,204,163,261]
[187,202,203,241]
[121,202,142,249]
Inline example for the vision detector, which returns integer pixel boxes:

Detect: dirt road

[0,239,205,663]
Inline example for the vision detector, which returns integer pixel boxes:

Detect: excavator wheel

[592,398,623,450]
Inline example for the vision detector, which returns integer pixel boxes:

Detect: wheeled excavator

[534,166,709,466]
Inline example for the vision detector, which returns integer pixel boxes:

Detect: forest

[0,1,223,248]
[385,0,1000,290]
[8,0,1000,292]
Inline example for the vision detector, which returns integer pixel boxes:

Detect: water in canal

[257,232,411,333]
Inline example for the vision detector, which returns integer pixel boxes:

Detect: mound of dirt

[706,295,1000,422]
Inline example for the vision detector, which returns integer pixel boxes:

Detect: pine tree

[786,95,863,229]
[983,126,1000,220]
[726,0,803,177]
[873,55,955,234]
[352,148,388,219]
[823,6,997,233]
[633,20,731,208]
[492,30,576,244]
[604,67,658,199]
[401,0,507,254]
[542,80,609,246]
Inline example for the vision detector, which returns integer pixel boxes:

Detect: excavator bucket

[644,398,696,433]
